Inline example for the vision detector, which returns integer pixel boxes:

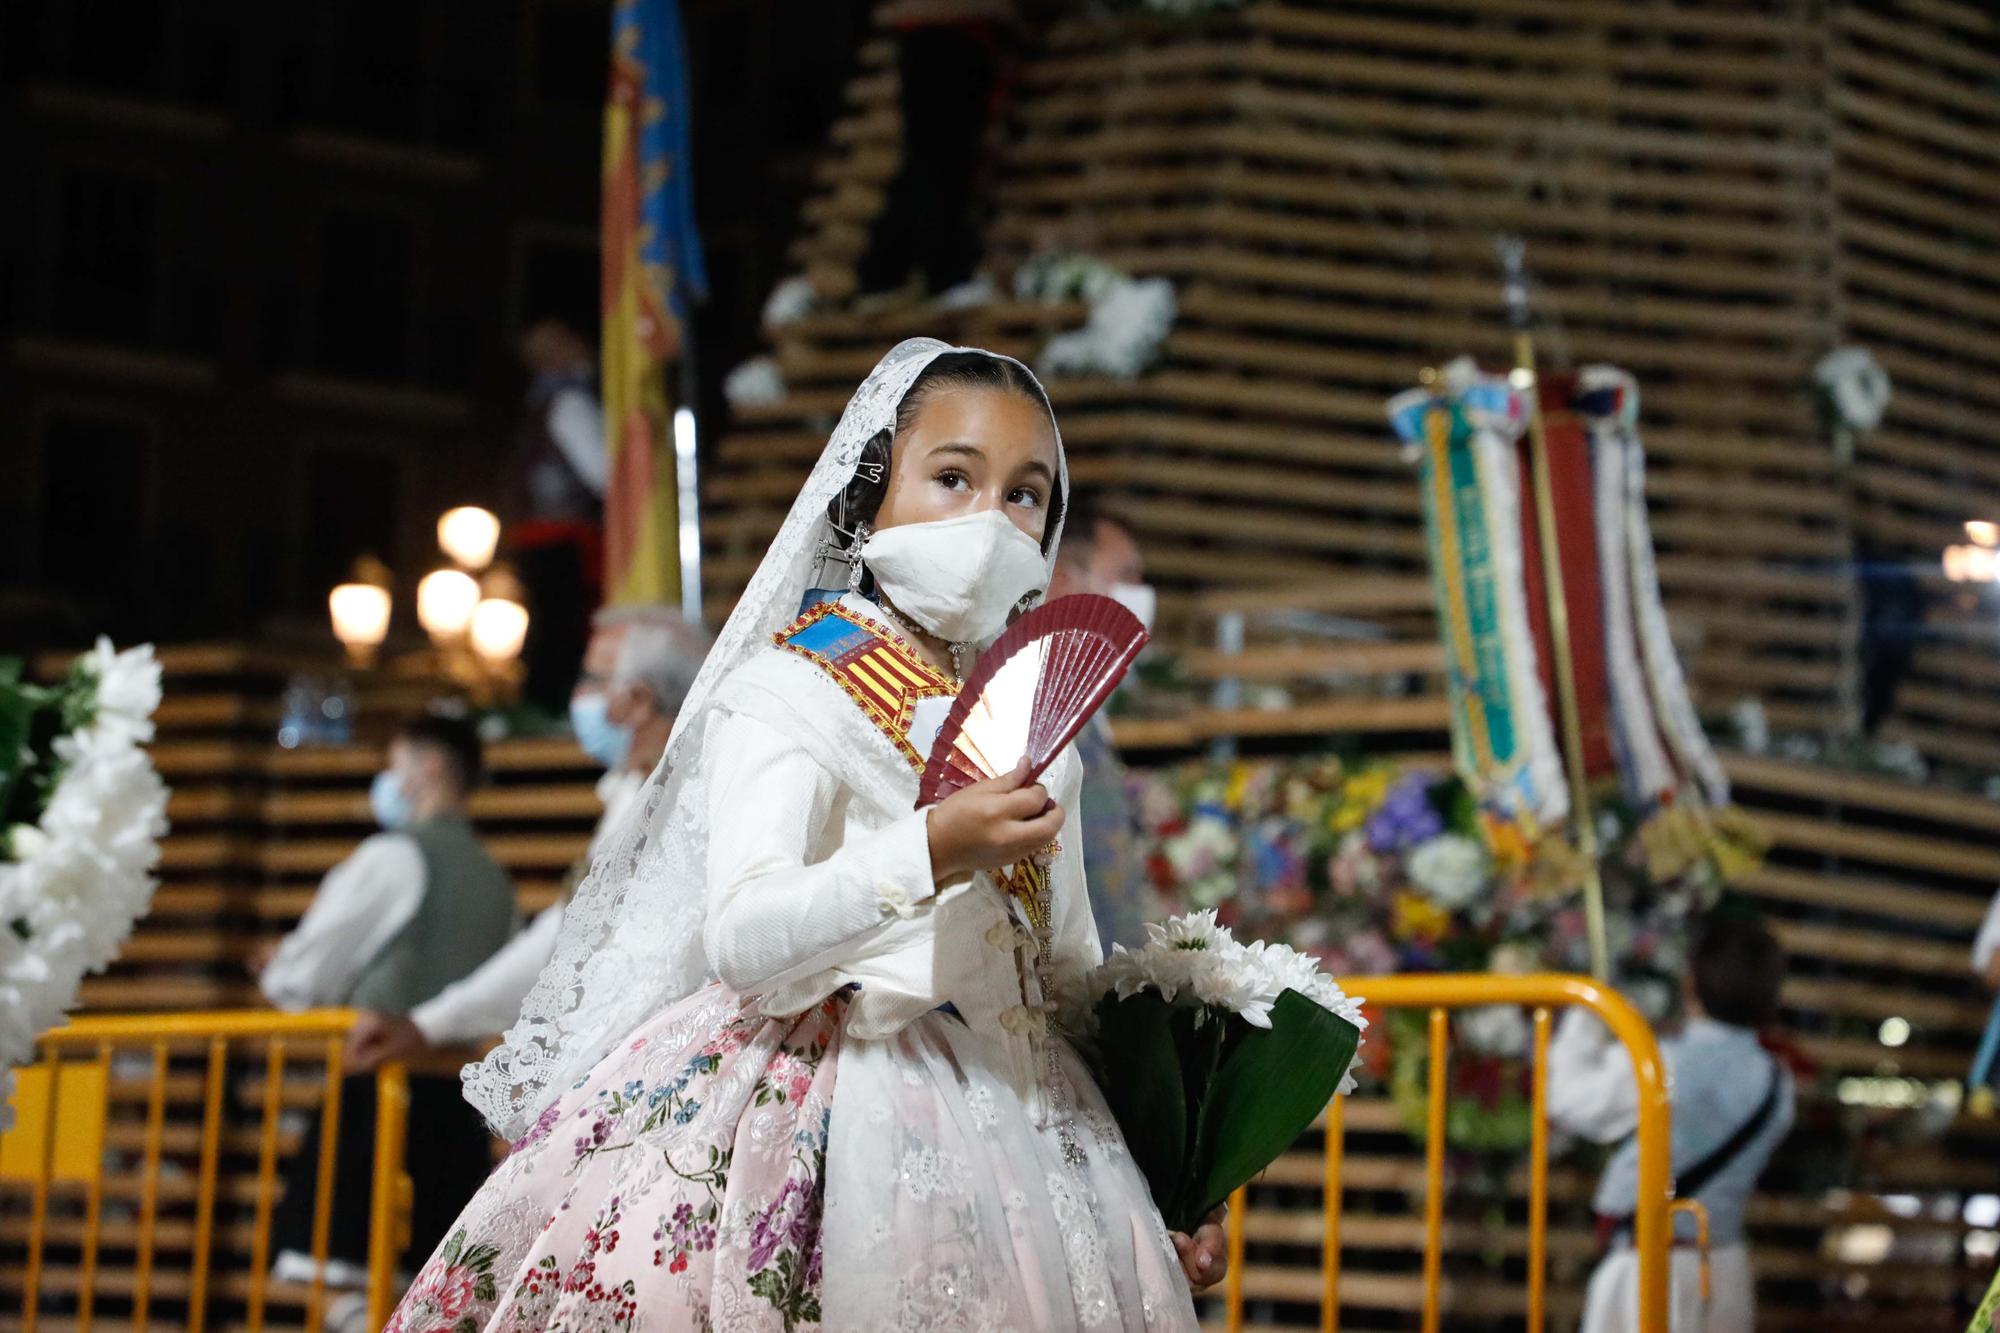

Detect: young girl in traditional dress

[389,339,1222,1331]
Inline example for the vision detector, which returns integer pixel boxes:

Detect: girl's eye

[935,470,970,492]
[1009,487,1044,509]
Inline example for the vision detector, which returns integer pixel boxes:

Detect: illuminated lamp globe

[417,568,481,639]
[328,584,391,666]
[438,506,501,569]
[471,597,530,662]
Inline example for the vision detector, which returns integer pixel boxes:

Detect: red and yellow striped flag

[601,0,705,606]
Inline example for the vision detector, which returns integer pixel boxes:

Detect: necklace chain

[871,598,966,685]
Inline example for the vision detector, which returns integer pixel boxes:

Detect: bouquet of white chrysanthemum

[1069,911,1365,1234]
[0,639,167,1113]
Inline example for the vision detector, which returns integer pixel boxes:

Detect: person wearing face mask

[344,606,711,1072]
[253,714,516,1305]
[1044,490,1159,954]
[388,341,1224,1333]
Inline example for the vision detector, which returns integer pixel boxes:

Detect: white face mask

[1109,581,1156,632]
[862,510,1048,644]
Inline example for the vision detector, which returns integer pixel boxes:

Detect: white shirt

[409,770,648,1045]
[1974,888,2000,975]
[261,832,427,1011]
[546,387,609,496]
[1548,1008,1793,1246]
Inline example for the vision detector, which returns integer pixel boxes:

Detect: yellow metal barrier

[4,1009,412,1332]
[1220,973,1673,1333]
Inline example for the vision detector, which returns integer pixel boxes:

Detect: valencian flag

[1389,359,1758,881]
[602,0,707,606]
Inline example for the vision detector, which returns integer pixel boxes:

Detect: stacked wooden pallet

[725,1,1848,735]
[708,7,2000,1317]
[1828,1,2000,772]
[714,0,2000,774]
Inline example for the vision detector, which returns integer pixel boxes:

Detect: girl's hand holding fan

[926,760,1065,884]
[921,593,1144,882]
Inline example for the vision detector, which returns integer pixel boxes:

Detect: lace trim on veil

[464,337,1072,1138]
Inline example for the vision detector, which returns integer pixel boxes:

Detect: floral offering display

[0,641,168,1109]
[1128,753,1759,1149]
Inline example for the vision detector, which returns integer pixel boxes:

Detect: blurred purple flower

[1364,774,1444,853]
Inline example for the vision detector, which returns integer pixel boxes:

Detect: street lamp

[328,555,393,667]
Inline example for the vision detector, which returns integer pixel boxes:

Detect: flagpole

[1500,239,1610,981]
[674,345,704,625]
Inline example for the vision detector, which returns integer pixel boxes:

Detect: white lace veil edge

[463,337,1071,1139]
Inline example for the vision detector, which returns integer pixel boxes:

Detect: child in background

[1549,913,1796,1333]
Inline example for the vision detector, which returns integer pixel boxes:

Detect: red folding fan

[915,594,1149,809]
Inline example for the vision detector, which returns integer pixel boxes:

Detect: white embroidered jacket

[697,593,1101,1119]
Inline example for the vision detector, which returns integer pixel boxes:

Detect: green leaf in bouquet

[1093,992,1188,1217]
[1179,989,1360,1231]
[1169,1001,1230,1227]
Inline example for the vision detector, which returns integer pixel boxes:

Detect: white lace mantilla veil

[465,337,1071,1138]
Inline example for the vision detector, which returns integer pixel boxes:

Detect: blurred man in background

[254,714,516,1306]
[347,606,711,1070]
[511,319,609,711]
[1045,491,1158,952]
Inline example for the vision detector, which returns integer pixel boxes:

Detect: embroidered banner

[1389,361,1567,834]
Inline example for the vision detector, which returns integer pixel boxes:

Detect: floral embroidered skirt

[389,984,1198,1332]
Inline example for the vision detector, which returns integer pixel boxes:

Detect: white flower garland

[761,274,817,329]
[1814,346,1892,433]
[1080,909,1369,1093]
[724,355,787,409]
[1015,253,1177,380]
[1,640,168,1118]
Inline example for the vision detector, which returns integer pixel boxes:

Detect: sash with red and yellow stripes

[773,601,956,772]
